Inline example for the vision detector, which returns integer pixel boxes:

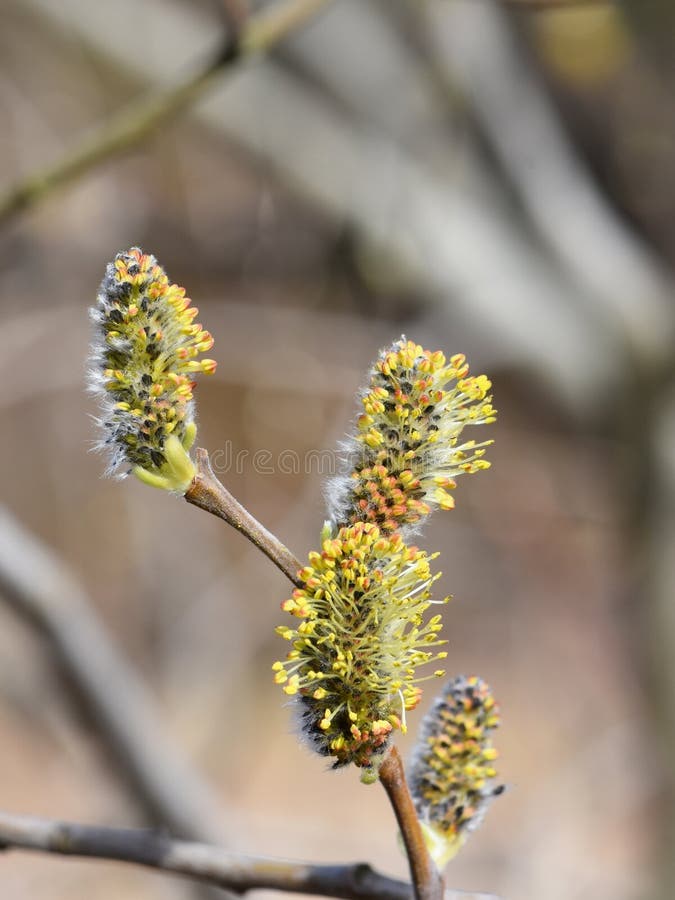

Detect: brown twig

[185,448,303,588]
[218,0,249,34]
[0,0,332,225]
[379,747,443,900]
[0,810,412,900]
[501,0,611,8]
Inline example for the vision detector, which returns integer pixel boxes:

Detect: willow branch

[0,0,332,224]
[185,448,303,588]
[0,810,411,900]
[379,747,443,900]
[500,0,611,7]
[240,0,328,52]
[217,0,249,34]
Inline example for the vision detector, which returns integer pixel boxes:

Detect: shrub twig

[0,810,412,900]
[185,448,303,588]
[380,747,443,900]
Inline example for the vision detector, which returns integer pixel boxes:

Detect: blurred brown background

[2,1,675,898]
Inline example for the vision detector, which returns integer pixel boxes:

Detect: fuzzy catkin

[273,522,448,774]
[89,247,216,491]
[408,675,503,865]
[327,338,496,536]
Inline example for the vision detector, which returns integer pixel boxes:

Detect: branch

[0,810,412,900]
[240,0,329,54]
[0,0,332,224]
[185,449,303,588]
[217,0,249,34]
[0,506,228,845]
[500,0,611,7]
[379,747,443,900]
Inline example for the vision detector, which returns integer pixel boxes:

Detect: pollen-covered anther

[273,522,447,771]
[89,247,217,492]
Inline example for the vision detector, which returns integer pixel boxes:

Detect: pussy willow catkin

[89,248,216,492]
[274,522,448,775]
[408,675,503,866]
[327,338,495,535]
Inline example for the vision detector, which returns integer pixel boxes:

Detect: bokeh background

[2,1,675,898]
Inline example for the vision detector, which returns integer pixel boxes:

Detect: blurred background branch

[499,0,611,9]
[0,0,332,224]
[0,507,229,847]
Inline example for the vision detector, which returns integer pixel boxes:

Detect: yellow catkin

[90,247,216,491]
[328,338,496,534]
[273,522,448,773]
[408,675,504,866]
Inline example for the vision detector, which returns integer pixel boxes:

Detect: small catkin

[89,247,216,492]
[408,675,504,867]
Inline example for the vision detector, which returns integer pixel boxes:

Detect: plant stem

[0,0,333,224]
[503,0,608,7]
[185,448,303,587]
[241,0,328,53]
[0,809,412,900]
[379,746,443,900]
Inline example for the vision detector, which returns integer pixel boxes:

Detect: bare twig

[0,0,332,224]
[379,747,442,900]
[185,449,303,588]
[0,506,227,845]
[218,0,249,34]
[0,809,412,900]
[240,0,328,54]
[500,0,611,8]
